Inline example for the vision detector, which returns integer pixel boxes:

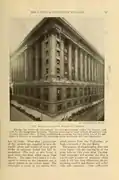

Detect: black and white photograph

[9,17,105,121]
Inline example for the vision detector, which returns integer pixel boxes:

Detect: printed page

[1,1,119,180]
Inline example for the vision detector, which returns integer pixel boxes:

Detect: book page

[1,1,119,180]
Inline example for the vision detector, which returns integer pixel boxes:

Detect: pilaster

[41,41,45,79]
[49,86,57,114]
[35,43,40,80]
[60,39,64,79]
[91,58,94,82]
[79,49,84,81]
[24,49,28,81]
[68,43,72,80]
[84,53,87,81]
[49,34,56,80]
[28,47,33,81]
[88,55,91,81]
[74,47,78,81]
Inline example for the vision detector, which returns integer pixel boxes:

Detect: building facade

[10,17,104,117]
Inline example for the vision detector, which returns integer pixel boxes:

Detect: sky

[9,16,104,56]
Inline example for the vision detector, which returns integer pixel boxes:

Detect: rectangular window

[64,48,68,54]
[88,87,90,95]
[57,59,60,65]
[45,41,48,48]
[43,104,48,111]
[57,68,60,74]
[56,33,60,39]
[57,88,62,100]
[64,55,68,61]
[79,88,83,96]
[30,87,34,97]
[66,88,71,98]
[57,41,60,48]
[46,50,49,56]
[57,50,60,57]
[27,87,30,96]
[57,104,62,111]
[74,88,77,97]
[45,76,48,80]
[46,68,48,74]
[43,88,49,101]
[36,88,40,99]
[64,64,68,78]
[57,76,60,80]
[84,87,87,96]
[46,59,49,64]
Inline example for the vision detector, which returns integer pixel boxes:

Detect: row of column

[79,50,104,83]
[12,42,42,82]
[24,43,41,81]
[59,39,104,83]
[11,33,104,84]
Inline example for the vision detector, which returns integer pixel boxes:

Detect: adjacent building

[10,17,104,117]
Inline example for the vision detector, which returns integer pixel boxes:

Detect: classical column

[62,87,67,109]
[100,64,102,83]
[79,49,84,81]
[22,53,25,81]
[28,47,33,81]
[24,49,28,81]
[99,63,100,83]
[60,38,64,79]
[35,43,39,80]
[101,64,104,84]
[12,64,14,82]
[84,53,87,81]
[68,42,72,80]
[74,47,78,81]
[88,55,91,81]
[103,65,104,84]
[18,56,20,82]
[16,57,18,82]
[100,64,103,84]
[94,60,96,82]
[90,57,93,82]
[87,55,89,81]
[92,58,95,82]
[41,41,45,79]
[49,34,56,80]
[97,63,99,83]
[21,53,24,81]
[21,52,24,81]
[49,87,57,114]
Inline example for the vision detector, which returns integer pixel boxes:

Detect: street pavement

[72,105,104,121]
[10,102,104,121]
[10,106,33,121]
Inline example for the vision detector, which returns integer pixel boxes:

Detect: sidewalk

[11,99,104,121]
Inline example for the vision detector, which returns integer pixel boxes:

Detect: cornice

[10,17,104,63]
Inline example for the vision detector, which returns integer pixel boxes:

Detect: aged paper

[1,0,119,180]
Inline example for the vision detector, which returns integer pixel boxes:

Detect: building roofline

[10,17,104,60]
[59,17,104,60]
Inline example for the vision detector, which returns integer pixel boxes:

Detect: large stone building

[10,17,104,117]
